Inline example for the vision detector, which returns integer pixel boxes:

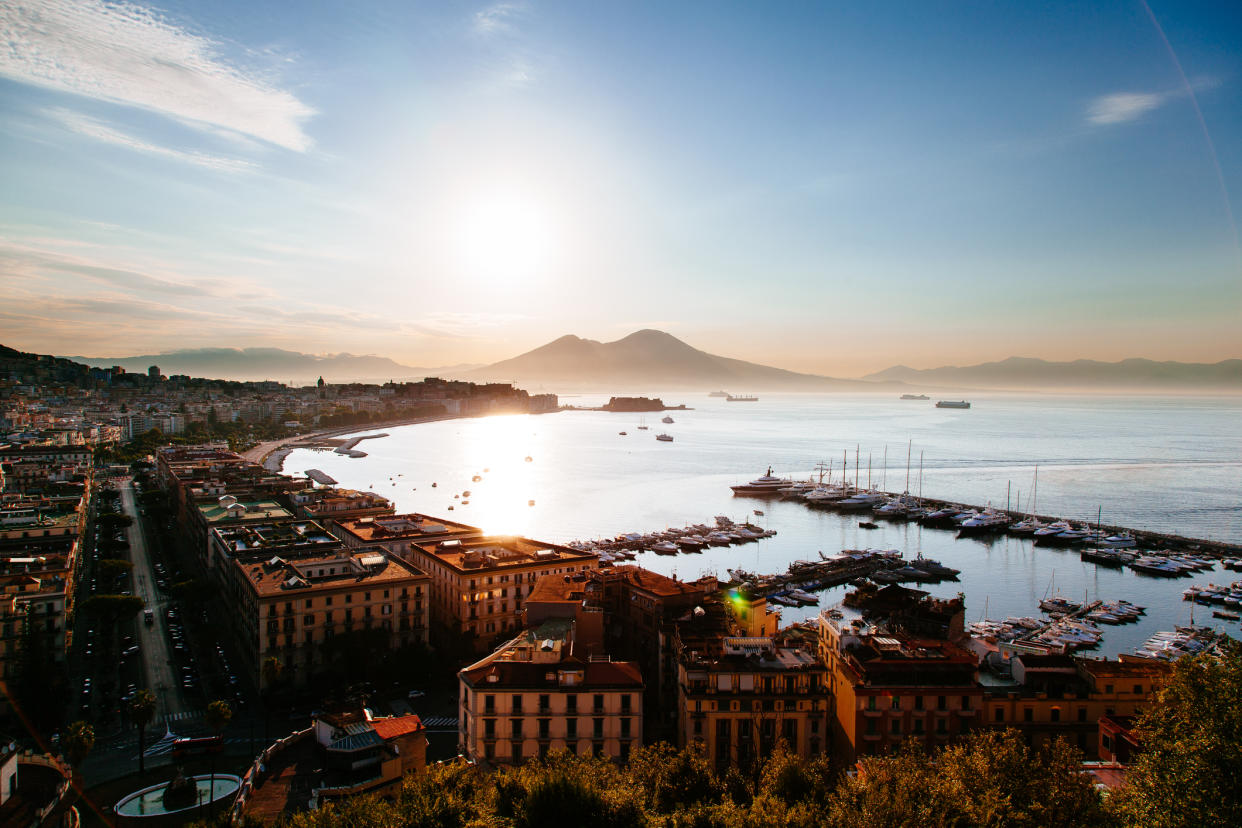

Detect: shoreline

[240,413,466,471]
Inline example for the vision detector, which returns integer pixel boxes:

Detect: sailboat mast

[918,451,923,501]
[881,445,887,491]
[854,445,859,490]
[905,439,912,494]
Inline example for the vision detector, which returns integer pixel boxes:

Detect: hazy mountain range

[64,347,478,385]
[63,334,1240,392]
[865,357,1242,391]
[459,329,869,391]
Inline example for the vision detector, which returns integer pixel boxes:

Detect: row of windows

[482,716,633,739]
[482,693,632,714]
[865,694,975,712]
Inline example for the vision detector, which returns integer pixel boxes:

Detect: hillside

[63,347,476,385]
[865,356,1242,391]
[456,329,872,391]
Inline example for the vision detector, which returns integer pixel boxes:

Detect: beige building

[225,548,430,688]
[405,536,598,652]
[677,625,829,769]
[458,616,643,765]
[329,513,481,554]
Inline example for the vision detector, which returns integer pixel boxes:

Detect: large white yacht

[730,467,792,495]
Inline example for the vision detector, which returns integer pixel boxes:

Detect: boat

[753,509,764,516]
[900,394,929,400]
[1080,548,1136,567]
[730,467,793,496]
[528,499,535,506]
[656,433,674,442]
[935,400,971,409]
[1100,533,1137,549]
[858,521,879,530]
[619,431,627,435]
[956,509,1011,536]
[834,491,889,511]
[661,416,674,424]
[708,390,729,397]
[649,540,679,555]
[471,474,482,482]
[524,456,532,462]
[636,417,649,430]
[726,394,758,402]
[1213,610,1240,621]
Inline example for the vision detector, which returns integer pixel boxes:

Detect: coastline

[240,413,466,472]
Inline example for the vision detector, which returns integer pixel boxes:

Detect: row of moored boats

[567,516,777,561]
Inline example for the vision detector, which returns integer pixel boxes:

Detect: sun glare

[453,190,556,285]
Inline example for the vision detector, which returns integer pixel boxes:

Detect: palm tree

[63,720,95,767]
[205,700,233,807]
[129,689,157,774]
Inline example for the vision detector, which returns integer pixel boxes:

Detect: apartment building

[226,548,430,688]
[819,615,983,764]
[405,536,597,653]
[677,628,830,769]
[458,616,642,765]
[329,513,481,554]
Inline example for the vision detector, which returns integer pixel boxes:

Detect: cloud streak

[0,0,315,151]
[1086,91,1168,125]
[45,108,255,173]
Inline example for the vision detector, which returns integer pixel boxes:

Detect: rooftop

[333,513,481,544]
[412,536,595,572]
[198,499,292,523]
[213,521,341,558]
[239,551,426,597]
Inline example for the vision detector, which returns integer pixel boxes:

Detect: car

[407,689,426,701]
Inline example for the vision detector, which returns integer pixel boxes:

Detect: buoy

[524,456,532,463]
[448,505,454,510]
[432,482,437,487]
[528,499,535,506]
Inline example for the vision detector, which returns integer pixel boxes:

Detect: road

[118,478,190,721]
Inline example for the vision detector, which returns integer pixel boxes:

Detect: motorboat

[656,433,674,442]
[834,492,889,511]
[1099,533,1137,549]
[661,415,674,424]
[956,509,1010,537]
[730,467,793,496]
[649,540,679,555]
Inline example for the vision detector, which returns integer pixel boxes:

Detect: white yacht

[730,467,792,495]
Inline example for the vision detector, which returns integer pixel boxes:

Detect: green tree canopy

[1110,642,1242,828]
[64,720,95,766]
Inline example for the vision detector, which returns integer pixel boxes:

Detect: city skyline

[2,0,1240,375]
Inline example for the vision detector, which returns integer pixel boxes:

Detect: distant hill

[63,347,477,385]
[864,357,1242,391]
[456,329,873,391]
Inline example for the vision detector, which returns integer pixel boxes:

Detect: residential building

[225,548,430,688]
[458,616,642,765]
[329,513,480,554]
[819,615,983,764]
[404,535,597,652]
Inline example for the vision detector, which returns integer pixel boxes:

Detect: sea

[280,392,1242,658]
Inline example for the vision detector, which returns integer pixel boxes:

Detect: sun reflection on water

[437,415,541,536]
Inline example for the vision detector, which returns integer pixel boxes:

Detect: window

[304,614,314,625]
[936,718,947,734]
[1133,684,1142,694]
[621,718,631,738]
[867,696,877,711]
[1078,708,1087,722]
[593,694,604,713]
[567,695,577,713]
[1051,707,1061,722]
[539,694,550,712]
[866,718,877,735]
[1105,684,1113,694]
[511,743,522,764]
[484,718,495,737]
[593,717,604,738]
[914,696,924,711]
[962,695,971,711]
[995,709,1004,722]
[484,695,496,714]
[891,696,901,710]
[1023,708,1033,723]
[567,718,577,739]
[912,719,924,734]
[510,719,522,739]
[538,719,550,739]
[621,694,631,713]
[512,695,523,714]
[890,719,901,735]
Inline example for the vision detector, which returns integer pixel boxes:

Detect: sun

[453,189,556,285]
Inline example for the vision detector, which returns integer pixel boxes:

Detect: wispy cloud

[45,108,255,173]
[473,2,525,37]
[0,0,315,151]
[1086,91,1168,125]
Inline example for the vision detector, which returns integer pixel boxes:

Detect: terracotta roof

[607,565,707,599]
[372,714,424,740]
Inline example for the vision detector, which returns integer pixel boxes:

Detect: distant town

[0,343,1234,826]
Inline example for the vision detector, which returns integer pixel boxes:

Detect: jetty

[333,432,388,458]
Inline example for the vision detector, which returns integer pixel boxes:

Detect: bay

[280,392,1242,658]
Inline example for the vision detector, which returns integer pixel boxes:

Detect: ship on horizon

[936,400,971,409]
[901,393,929,400]
[727,394,758,402]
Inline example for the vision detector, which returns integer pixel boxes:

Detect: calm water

[282,393,1242,657]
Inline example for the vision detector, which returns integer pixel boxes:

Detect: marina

[279,392,1242,658]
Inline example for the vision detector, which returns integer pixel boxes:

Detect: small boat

[753,509,764,516]
[858,521,879,529]
[900,394,929,400]
[650,541,679,555]
[619,431,627,435]
[935,400,971,409]
[1213,610,1240,621]
[656,433,674,442]
[447,505,454,510]
[528,499,535,506]
[525,456,533,462]
[461,500,469,505]
[463,490,471,497]
[431,482,437,487]
[662,415,674,424]
[471,474,482,482]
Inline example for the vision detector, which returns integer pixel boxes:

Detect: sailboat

[636,417,649,431]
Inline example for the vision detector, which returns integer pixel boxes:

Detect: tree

[64,720,95,766]
[80,594,145,626]
[825,730,1107,828]
[1109,643,1242,828]
[205,700,233,806]
[129,689,157,775]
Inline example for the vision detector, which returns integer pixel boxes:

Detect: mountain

[455,329,872,391]
[864,356,1242,391]
[63,347,477,385]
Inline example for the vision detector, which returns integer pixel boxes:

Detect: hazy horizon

[2,1,1239,375]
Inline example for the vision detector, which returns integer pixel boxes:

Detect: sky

[1,0,1239,377]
